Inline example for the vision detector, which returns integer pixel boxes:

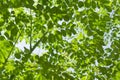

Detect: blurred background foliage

[0,0,120,80]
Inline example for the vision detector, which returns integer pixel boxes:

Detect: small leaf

[0,36,5,40]
[15,53,21,59]
[78,1,84,7]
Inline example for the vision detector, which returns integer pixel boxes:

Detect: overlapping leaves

[0,0,120,80]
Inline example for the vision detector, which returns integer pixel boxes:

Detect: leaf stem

[30,9,32,52]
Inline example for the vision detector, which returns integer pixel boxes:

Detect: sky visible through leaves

[0,0,120,80]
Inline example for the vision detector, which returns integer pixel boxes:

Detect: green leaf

[0,1,119,80]
[0,36,5,40]
[15,53,21,59]
[78,1,84,8]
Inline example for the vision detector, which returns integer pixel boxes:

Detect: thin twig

[1,26,24,71]
[29,31,48,54]
[30,9,32,52]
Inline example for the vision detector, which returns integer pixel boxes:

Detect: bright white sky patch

[66,67,75,73]
[16,39,47,56]
[16,40,29,51]
[58,19,64,25]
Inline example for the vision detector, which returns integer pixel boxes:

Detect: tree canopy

[0,0,120,80]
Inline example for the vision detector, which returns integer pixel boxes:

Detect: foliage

[0,0,120,80]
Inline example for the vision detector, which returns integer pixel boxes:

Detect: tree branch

[29,31,48,54]
[30,9,32,52]
[1,25,24,74]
